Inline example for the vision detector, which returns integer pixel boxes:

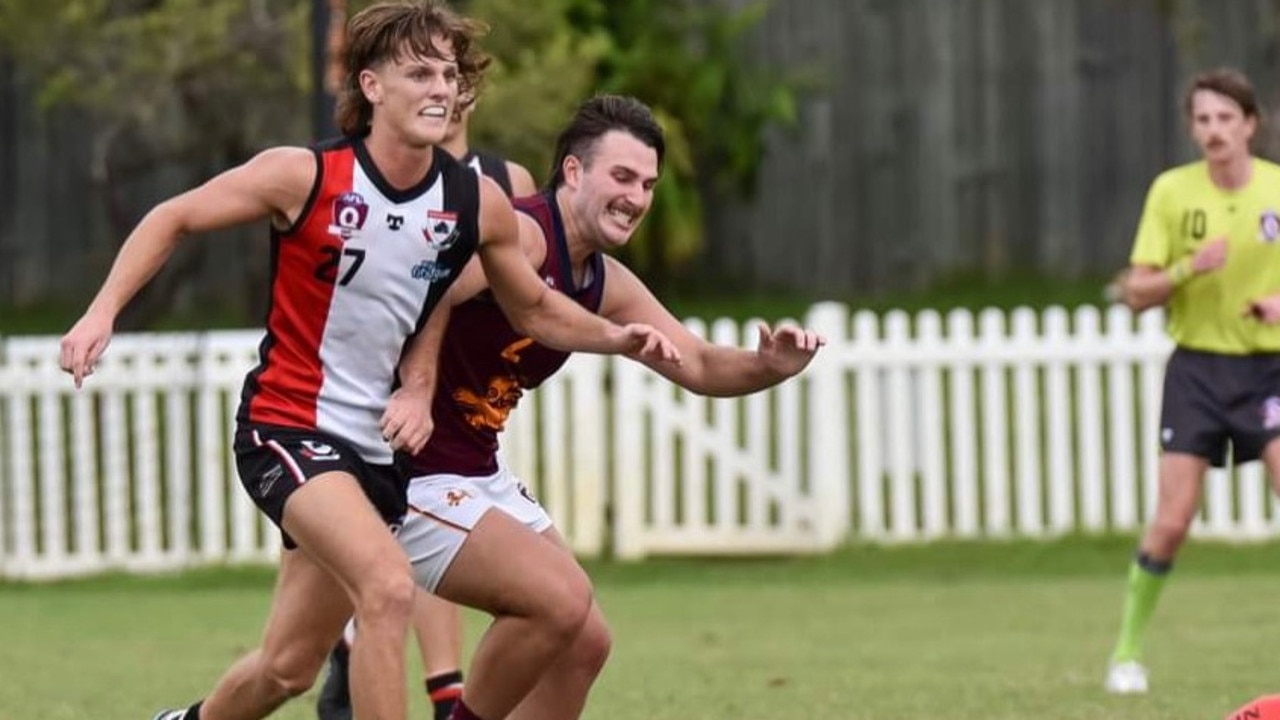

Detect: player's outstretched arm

[475,177,680,364]
[600,257,824,397]
[59,147,315,388]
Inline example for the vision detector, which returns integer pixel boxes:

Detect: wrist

[1167,257,1196,287]
[395,368,434,391]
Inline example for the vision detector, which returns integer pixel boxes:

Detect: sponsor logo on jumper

[411,260,452,282]
[328,192,370,239]
[1261,210,1280,243]
[423,209,459,250]
[387,213,405,230]
[1262,396,1280,430]
[300,440,340,461]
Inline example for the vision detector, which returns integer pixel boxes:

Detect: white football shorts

[398,462,554,592]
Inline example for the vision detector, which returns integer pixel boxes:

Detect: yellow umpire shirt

[1129,158,1280,354]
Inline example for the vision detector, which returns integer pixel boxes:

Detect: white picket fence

[2,302,1277,579]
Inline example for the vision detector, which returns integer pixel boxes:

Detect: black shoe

[315,642,353,720]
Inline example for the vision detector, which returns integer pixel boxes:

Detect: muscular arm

[475,178,678,361]
[90,147,313,318]
[60,146,316,385]
[381,257,493,453]
[382,291,453,454]
[600,257,822,396]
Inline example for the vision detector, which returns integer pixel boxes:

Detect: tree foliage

[0,0,797,315]
[452,0,610,182]
[0,0,310,325]
[0,0,309,174]
[564,0,799,283]
[342,0,798,285]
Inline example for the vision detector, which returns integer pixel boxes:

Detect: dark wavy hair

[1183,67,1260,121]
[547,95,666,189]
[335,1,491,137]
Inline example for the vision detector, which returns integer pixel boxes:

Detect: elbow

[143,199,192,240]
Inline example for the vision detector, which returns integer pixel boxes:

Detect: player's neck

[363,130,437,190]
[440,135,469,159]
[554,189,596,273]
[1207,154,1252,191]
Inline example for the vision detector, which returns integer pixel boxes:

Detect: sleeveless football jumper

[409,190,605,477]
[238,137,479,465]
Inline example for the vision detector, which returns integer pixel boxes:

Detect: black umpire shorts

[1160,347,1280,467]
[234,423,409,548]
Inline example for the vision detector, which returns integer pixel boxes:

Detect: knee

[538,570,595,645]
[353,567,416,627]
[259,644,329,699]
[568,610,612,679]
[1145,516,1191,554]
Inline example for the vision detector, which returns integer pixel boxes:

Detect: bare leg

[435,509,593,720]
[1138,452,1207,560]
[198,548,353,719]
[282,472,417,720]
[1261,436,1280,496]
[507,527,611,720]
[413,589,465,679]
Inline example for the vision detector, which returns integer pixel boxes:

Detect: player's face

[569,130,660,249]
[1189,89,1255,165]
[363,36,459,148]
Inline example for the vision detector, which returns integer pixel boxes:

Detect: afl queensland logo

[424,209,460,251]
[1260,209,1280,243]
[328,192,370,239]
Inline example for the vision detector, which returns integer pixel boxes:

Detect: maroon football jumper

[409,191,606,477]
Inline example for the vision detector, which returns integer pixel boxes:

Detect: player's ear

[359,68,382,104]
[563,155,583,188]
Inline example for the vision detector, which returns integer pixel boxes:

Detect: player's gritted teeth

[606,203,639,229]
[420,106,449,119]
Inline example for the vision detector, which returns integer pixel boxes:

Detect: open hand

[617,323,682,365]
[757,323,826,376]
[1193,236,1228,273]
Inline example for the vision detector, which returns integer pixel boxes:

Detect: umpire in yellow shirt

[1105,67,1280,695]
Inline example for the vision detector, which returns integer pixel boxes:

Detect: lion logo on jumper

[453,375,524,432]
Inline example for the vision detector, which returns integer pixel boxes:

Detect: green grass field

[1,535,1273,720]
